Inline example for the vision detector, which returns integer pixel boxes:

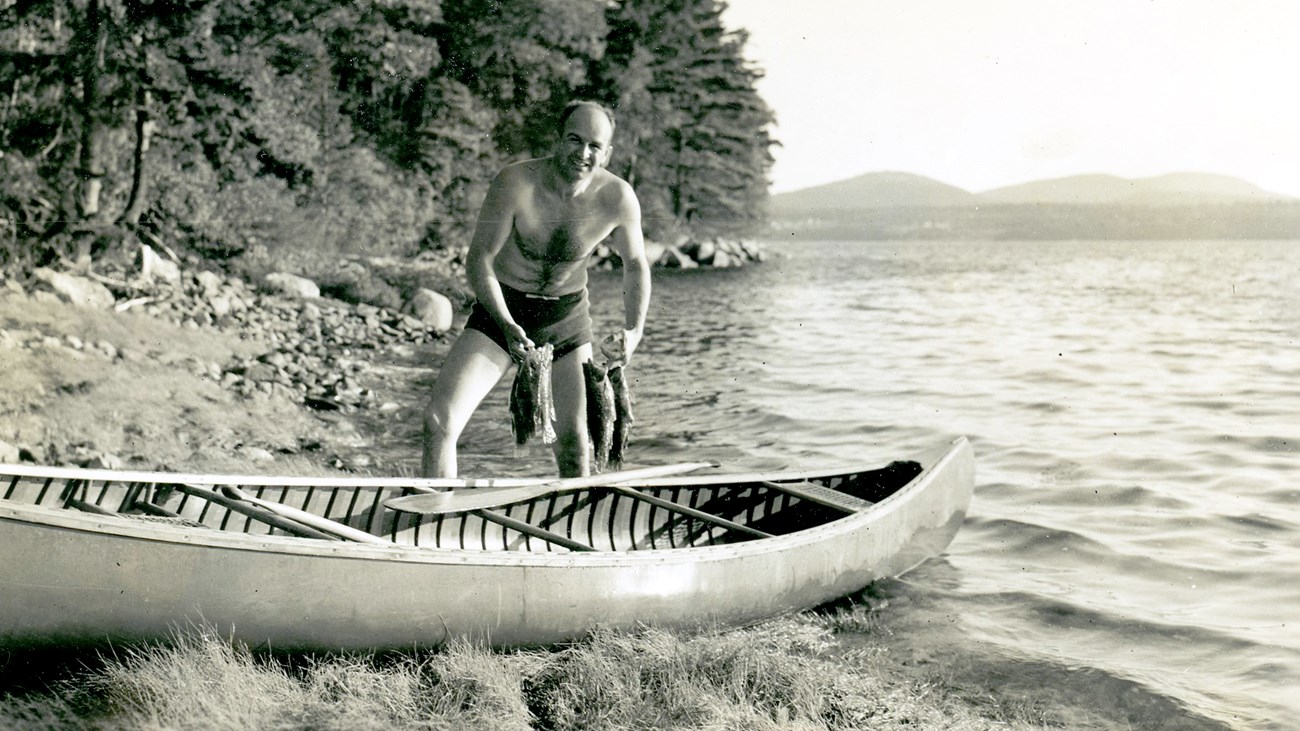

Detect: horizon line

[770,169,1297,199]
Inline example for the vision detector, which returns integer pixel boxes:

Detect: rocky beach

[0,237,761,476]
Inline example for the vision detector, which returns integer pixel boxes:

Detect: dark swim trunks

[464,284,593,360]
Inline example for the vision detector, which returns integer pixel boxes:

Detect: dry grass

[0,618,1056,731]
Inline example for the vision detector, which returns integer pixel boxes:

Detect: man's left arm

[606,183,650,363]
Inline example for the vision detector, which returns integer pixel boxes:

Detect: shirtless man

[420,101,651,478]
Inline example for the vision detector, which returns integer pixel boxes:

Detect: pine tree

[592,0,775,241]
[437,0,607,159]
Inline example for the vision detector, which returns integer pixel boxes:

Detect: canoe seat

[760,480,873,513]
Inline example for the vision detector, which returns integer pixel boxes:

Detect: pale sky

[722,0,1300,197]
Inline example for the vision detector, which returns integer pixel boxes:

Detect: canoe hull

[0,438,973,649]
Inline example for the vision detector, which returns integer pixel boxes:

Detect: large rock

[263,272,320,299]
[195,270,224,295]
[0,440,19,463]
[642,240,667,263]
[31,268,115,309]
[656,246,699,269]
[138,244,182,286]
[401,288,453,333]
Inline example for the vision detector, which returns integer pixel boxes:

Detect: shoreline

[0,285,1235,730]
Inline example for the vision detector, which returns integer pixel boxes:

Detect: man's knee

[422,404,455,443]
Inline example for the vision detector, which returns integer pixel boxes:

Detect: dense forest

[0,0,776,277]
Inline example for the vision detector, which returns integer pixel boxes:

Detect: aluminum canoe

[0,436,974,650]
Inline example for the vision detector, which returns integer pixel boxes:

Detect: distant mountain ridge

[770,171,1292,214]
[768,171,973,211]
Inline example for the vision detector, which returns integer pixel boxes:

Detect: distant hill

[977,172,1290,206]
[769,171,974,214]
[766,170,1300,240]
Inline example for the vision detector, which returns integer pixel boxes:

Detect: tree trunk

[67,0,109,265]
[119,79,153,228]
[76,0,107,223]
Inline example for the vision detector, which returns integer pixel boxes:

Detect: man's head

[554,101,615,183]
[557,101,616,137]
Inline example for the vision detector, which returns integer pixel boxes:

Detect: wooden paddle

[384,461,720,515]
[218,486,396,545]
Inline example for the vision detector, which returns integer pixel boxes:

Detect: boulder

[31,268,115,309]
[138,245,182,286]
[642,240,667,263]
[243,362,279,383]
[656,246,699,269]
[693,239,717,264]
[82,453,124,470]
[401,289,453,333]
[263,272,320,299]
[208,293,234,318]
[237,445,276,463]
[195,270,224,295]
[0,440,19,463]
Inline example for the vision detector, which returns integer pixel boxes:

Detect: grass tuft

[524,621,868,731]
[85,627,300,730]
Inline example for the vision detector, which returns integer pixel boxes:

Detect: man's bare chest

[513,197,616,263]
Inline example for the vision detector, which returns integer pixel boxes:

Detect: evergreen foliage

[592,0,776,241]
[0,0,775,274]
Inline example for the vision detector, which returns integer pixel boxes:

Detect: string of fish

[508,342,635,471]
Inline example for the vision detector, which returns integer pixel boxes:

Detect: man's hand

[504,322,535,362]
[601,329,641,366]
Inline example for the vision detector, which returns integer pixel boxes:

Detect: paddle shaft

[218,486,395,545]
[385,461,720,515]
[175,484,338,541]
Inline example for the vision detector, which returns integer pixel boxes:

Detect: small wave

[846,582,1247,730]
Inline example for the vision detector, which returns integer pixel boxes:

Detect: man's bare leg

[421,330,513,478]
[549,344,593,478]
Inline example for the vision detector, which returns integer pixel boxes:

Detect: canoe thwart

[604,484,773,539]
[472,510,596,552]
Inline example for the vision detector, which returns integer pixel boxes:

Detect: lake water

[379,238,1300,729]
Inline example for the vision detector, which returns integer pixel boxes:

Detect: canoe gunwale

[0,437,972,568]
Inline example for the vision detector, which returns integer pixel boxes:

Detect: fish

[607,365,634,470]
[583,359,616,472]
[509,344,556,447]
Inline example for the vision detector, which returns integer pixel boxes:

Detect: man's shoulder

[497,157,548,183]
[593,169,637,201]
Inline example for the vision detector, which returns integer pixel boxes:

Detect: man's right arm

[466,167,532,358]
